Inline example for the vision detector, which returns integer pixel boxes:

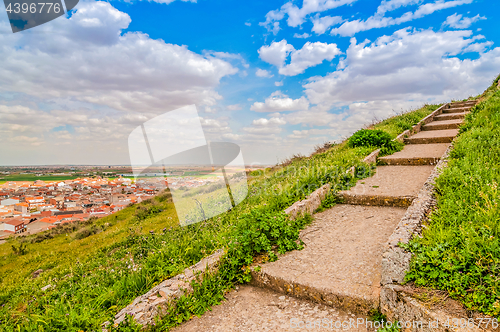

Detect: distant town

[0,165,237,240]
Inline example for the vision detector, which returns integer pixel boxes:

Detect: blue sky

[0,0,499,165]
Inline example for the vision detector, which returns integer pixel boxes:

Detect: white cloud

[413,0,473,17]
[288,128,333,139]
[252,117,287,126]
[227,104,243,111]
[311,15,343,35]
[294,32,311,38]
[204,106,217,113]
[245,22,252,26]
[281,41,341,76]
[243,117,287,135]
[443,13,486,29]
[275,81,284,86]
[200,117,231,133]
[255,69,274,78]
[0,104,161,164]
[250,91,309,112]
[258,40,295,68]
[259,40,341,76]
[0,2,237,114]
[260,0,357,34]
[305,28,500,106]
[331,0,474,36]
[284,107,339,126]
[376,0,420,15]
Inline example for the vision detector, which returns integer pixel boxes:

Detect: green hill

[0,104,439,331]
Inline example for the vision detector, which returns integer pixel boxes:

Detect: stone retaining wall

[109,249,224,328]
[380,144,450,285]
[284,184,331,220]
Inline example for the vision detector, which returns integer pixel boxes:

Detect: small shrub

[74,226,100,240]
[11,243,28,255]
[155,190,172,203]
[31,232,54,243]
[348,129,392,148]
[135,203,163,221]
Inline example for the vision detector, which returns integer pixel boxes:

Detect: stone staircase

[173,101,476,331]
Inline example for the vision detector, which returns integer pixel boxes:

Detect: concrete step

[378,143,450,165]
[250,204,407,315]
[449,100,476,107]
[173,285,375,332]
[442,106,471,113]
[404,129,459,144]
[336,166,434,207]
[422,119,463,131]
[434,112,469,121]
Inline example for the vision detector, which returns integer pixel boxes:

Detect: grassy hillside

[404,77,500,317]
[0,104,438,331]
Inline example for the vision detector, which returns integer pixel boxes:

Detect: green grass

[404,75,500,317]
[0,105,438,331]
[0,174,84,184]
[371,104,440,137]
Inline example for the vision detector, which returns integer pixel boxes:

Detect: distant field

[0,174,84,184]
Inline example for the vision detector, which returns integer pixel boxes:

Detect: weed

[379,140,404,157]
[315,190,337,213]
[11,243,28,255]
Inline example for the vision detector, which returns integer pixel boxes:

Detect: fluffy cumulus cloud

[250,91,309,112]
[443,13,486,29]
[282,41,341,76]
[259,40,340,76]
[258,40,295,68]
[0,1,241,164]
[331,0,474,36]
[305,28,500,106]
[0,1,237,114]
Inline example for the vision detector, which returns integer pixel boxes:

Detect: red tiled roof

[5,218,24,226]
